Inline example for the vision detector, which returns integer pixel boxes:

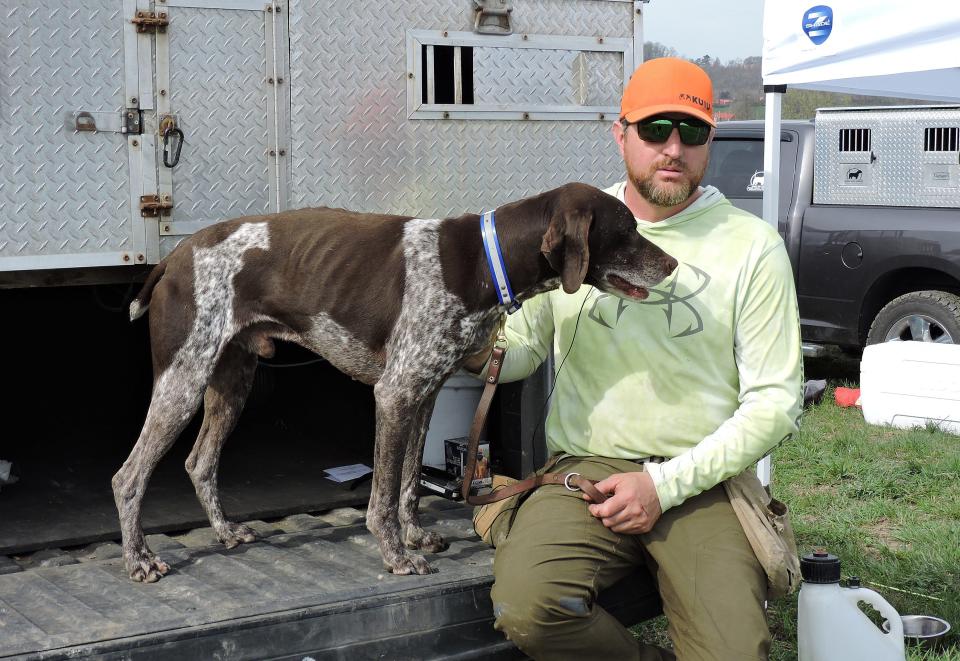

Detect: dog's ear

[541,208,592,294]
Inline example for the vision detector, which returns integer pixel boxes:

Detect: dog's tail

[129,259,168,321]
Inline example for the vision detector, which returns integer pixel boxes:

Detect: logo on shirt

[589,263,711,338]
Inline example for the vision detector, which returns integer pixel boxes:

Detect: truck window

[704,139,765,199]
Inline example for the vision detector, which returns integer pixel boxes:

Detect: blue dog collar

[480,210,521,314]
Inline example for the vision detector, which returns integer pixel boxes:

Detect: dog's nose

[665,256,679,274]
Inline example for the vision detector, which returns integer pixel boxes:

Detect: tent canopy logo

[802,5,833,45]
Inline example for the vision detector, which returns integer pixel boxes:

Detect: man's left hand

[584,471,662,534]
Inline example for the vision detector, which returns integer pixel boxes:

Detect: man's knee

[491,578,592,645]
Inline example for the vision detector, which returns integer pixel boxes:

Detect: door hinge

[140,194,173,218]
[132,10,169,33]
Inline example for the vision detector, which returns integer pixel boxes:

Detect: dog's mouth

[606,274,649,300]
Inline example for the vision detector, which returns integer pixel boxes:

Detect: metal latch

[132,11,169,33]
[473,0,512,35]
[122,109,142,135]
[140,194,173,218]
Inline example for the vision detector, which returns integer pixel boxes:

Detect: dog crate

[814,105,960,207]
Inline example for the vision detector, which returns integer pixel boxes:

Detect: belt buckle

[563,472,581,492]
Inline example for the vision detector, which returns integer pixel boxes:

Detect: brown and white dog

[113,182,677,582]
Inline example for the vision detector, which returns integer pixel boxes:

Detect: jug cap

[801,550,841,583]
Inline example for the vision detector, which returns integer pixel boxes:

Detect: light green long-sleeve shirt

[497,182,803,512]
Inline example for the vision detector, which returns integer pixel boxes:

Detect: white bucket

[860,342,960,434]
[423,372,485,469]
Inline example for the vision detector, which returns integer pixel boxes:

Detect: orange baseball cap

[620,57,716,127]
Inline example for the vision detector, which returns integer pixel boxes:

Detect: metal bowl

[882,615,952,648]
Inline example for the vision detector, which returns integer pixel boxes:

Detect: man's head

[613,58,715,209]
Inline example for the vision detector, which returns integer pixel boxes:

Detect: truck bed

[0,498,518,660]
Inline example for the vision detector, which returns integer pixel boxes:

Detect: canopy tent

[763,2,960,101]
[755,1,960,484]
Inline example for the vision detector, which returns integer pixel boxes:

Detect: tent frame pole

[758,83,786,488]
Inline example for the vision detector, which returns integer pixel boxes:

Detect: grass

[633,352,960,659]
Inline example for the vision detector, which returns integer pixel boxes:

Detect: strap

[460,334,608,506]
[461,343,504,503]
[468,469,609,505]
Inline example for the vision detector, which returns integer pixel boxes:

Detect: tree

[643,41,679,61]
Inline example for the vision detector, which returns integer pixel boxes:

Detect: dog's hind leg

[399,392,448,553]
[185,340,259,549]
[367,382,433,576]
[112,366,210,582]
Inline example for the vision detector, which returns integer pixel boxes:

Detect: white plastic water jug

[798,551,905,661]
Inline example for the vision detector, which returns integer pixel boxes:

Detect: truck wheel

[866,290,960,345]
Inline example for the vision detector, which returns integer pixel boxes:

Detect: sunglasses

[630,116,711,146]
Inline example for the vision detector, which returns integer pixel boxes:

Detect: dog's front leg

[399,391,448,553]
[367,382,434,575]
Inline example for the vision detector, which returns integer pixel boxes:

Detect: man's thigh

[491,457,645,625]
[641,484,770,660]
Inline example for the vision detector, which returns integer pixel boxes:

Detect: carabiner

[163,127,184,168]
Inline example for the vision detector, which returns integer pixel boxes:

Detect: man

[468,58,803,659]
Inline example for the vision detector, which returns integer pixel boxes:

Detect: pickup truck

[704,117,960,353]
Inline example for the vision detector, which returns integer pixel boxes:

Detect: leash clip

[563,472,582,492]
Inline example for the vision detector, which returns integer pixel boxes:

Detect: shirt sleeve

[495,291,558,384]
[644,241,804,512]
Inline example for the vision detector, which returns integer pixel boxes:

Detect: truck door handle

[163,127,184,168]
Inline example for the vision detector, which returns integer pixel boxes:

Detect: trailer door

[0,1,152,272]
[152,0,289,259]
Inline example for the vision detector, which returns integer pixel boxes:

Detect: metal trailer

[814,105,960,207]
[0,1,660,657]
[2,0,642,278]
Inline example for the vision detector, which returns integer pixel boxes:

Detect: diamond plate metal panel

[473,48,620,106]
[583,51,622,107]
[166,7,270,226]
[511,0,632,38]
[815,107,960,207]
[289,0,632,217]
[0,1,133,262]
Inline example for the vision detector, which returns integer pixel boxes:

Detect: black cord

[526,289,595,450]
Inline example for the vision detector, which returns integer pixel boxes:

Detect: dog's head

[540,182,677,299]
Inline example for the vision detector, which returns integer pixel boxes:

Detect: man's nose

[661,128,683,158]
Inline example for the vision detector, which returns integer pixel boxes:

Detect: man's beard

[629,157,708,207]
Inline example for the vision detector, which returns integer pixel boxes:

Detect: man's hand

[584,471,662,534]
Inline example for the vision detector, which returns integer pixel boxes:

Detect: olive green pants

[491,457,770,661]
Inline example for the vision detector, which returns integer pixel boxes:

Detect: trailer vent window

[407,30,628,121]
[839,128,871,152]
[420,45,474,105]
[924,127,959,152]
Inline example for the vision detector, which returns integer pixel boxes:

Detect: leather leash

[460,323,608,506]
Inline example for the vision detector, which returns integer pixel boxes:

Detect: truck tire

[866,290,960,345]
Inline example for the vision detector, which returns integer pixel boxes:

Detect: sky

[641,0,765,63]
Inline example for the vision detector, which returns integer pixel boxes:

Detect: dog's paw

[127,552,170,583]
[219,522,258,549]
[386,552,435,576]
[404,528,448,553]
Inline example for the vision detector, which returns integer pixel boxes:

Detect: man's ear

[540,208,592,294]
